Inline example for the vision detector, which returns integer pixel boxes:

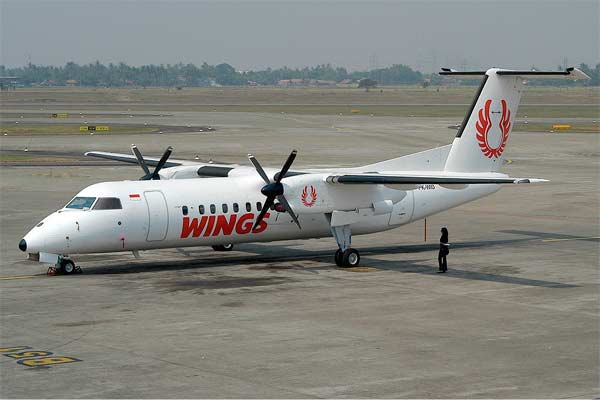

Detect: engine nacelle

[283,174,404,215]
[282,174,332,213]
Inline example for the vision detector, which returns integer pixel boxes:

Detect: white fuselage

[22,174,499,256]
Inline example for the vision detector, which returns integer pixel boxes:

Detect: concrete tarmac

[1,112,598,398]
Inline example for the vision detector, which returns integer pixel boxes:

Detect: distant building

[277,78,336,87]
[337,79,356,87]
[0,76,19,90]
[312,79,336,87]
[66,79,78,86]
[278,79,304,87]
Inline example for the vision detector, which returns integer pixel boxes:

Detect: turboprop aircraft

[19,67,589,273]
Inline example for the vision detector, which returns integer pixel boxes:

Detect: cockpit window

[93,197,123,210]
[66,197,96,209]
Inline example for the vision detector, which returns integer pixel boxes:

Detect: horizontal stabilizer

[440,67,590,80]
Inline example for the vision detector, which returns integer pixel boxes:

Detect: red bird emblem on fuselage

[301,185,317,207]
[475,99,511,158]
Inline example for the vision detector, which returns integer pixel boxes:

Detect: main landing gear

[48,257,82,275]
[331,223,360,268]
[334,248,360,268]
[212,244,234,252]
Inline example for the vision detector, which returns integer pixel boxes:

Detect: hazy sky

[1,0,598,72]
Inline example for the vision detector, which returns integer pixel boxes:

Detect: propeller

[248,150,301,230]
[131,144,173,180]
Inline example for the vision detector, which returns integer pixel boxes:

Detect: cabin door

[144,191,169,241]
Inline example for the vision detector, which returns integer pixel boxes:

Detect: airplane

[18,67,589,274]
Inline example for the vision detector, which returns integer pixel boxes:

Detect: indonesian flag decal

[129,193,141,201]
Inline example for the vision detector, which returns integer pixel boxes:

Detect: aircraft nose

[18,239,27,252]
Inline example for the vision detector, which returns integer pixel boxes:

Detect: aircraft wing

[325,173,548,185]
[84,151,238,177]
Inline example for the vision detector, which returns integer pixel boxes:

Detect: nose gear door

[144,191,168,241]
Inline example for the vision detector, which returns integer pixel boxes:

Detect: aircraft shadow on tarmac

[498,229,596,240]
[78,236,577,289]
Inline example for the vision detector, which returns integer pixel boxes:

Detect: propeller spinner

[131,145,173,180]
[248,150,301,230]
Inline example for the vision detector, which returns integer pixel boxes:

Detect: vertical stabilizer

[441,67,589,173]
[444,68,523,173]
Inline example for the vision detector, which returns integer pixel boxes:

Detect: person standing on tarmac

[438,227,449,273]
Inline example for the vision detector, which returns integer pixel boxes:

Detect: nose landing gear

[212,244,234,252]
[48,257,82,275]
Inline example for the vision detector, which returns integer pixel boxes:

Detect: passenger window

[199,205,205,215]
[233,203,239,213]
[210,204,216,214]
[92,197,122,210]
[222,203,228,213]
[182,206,188,216]
[246,202,251,212]
[256,202,262,211]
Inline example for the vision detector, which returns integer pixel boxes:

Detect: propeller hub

[248,149,301,230]
[261,182,284,197]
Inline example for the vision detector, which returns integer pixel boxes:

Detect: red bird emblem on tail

[301,185,317,207]
[475,99,511,158]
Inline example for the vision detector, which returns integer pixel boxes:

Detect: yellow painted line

[0,275,37,280]
[342,266,380,272]
[505,159,513,164]
[542,236,600,243]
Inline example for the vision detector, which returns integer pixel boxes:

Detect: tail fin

[442,67,588,173]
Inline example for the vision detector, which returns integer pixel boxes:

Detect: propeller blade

[248,154,271,184]
[277,194,301,229]
[276,150,297,183]
[252,197,275,231]
[151,146,173,180]
[131,145,150,175]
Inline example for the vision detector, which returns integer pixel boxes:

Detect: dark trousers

[438,251,447,272]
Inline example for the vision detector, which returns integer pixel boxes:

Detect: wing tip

[514,178,550,184]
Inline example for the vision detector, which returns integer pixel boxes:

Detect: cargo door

[144,191,168,241]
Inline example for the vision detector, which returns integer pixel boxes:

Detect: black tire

[212,244,234,252]
[342,249,360,268]
[334,249,343,267]
[61,259,76,274]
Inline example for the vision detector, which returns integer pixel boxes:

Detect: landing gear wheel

[334,249,343,267]
[212,244,234,252]
[342,248,360,268]
[60,259,76,275]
